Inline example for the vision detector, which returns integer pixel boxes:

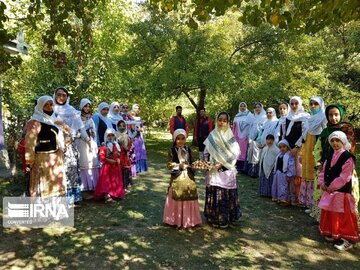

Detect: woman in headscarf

[76,98,100,198]
[310,104,357,222]
[53,87,86,204]
[204,112,241,228]
[246,102,267,177]
[108,101,123,130]
[299,97,327,210]
[260,107,279,147]
[92,102,113,146]
[276,102,289,141]
[232,102,254,172]
[25,96,66,197]
[131,103,148,173]
[280,96,309,204]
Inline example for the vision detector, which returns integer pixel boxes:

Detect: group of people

[17,92,359,251]
[19,87,148,204]
[163,97,359,251]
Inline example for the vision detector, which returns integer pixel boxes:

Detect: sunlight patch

[126,210,145,219]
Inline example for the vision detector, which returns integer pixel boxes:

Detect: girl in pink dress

[94,128,125,203]
[318,131,358,251]
[163,129,202,228]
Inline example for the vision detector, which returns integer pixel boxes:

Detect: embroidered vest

[35,123,59,152]
[324,151,355,194]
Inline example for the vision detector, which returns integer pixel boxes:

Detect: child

[163,128,202,229]
[203,112,241,228]
[94,128,125,203]
[271,139,296,205]
[318,131,358,251]
[259,134,279,197]
[116,120,133,193]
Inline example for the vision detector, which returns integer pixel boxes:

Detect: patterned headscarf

[204,112,240,170]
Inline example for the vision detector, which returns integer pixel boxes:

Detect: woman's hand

[179,163,188,170]
[320,184,327,191]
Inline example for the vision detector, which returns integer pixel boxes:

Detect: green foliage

[150,0,360,33]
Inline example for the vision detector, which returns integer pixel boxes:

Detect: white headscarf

[260,107,279,145]
[328,131,351,151]
[94,102,113,128]
[249,102,267,140]
[173,128,187,141]
[233,102,254,139]
[307,96,327,135]
[204,112,240,170]
[104,128,121,153]
[108,102,123,125]
[31,95,64,150]
[173,128,188,163]
[276,139,291,173]
[259,142,280,178]
[31,96,57,127]
[80,98,91,111]
[53,87,84,131]
[285,96,309,136]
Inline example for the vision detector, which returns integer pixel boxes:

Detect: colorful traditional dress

[76,98,99,191]
[311,104,357,222]
[94,129,125,200]
[116,122,133,190]
[272,140,296,204]
[132,111,148,173]
[54,88,84,204]
[163,130,202,229]
[246,103,267,177]
[280,96,309,203]
[232,102,254,172]
[259,143,279,197]
[204,113,241,227]
[318,132,358,242]
[299,97,327,207]
[25,96,66,198]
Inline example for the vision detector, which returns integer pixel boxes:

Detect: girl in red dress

[94,128,125,203]
[318,131,358,251]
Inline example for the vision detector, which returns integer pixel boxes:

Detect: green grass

[0,133,359,269]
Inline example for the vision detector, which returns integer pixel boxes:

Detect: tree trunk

[192,84,207,145]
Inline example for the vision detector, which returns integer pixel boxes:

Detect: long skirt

[134,136,148,173]
[319,195,359,242]
[63,142,82,203]
[271,171,295,204]
[94,163,125,199]
[204,186,241,226]
[29,150,66,198]
[163,187,202,228]
[80,168,100,191]
[259,173,273,197]
[299,179,314,207]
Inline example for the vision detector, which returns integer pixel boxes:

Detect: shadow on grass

[0,136,359,269]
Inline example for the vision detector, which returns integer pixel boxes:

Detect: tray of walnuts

[191,160,212,170]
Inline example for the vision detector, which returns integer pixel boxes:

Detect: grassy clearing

[0,132,359,270]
